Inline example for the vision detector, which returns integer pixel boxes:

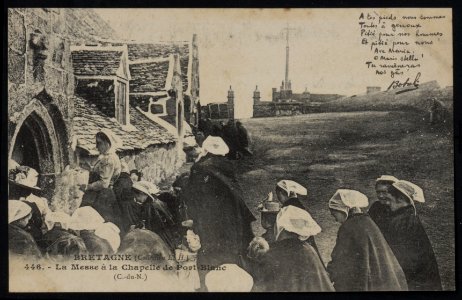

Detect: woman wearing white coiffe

[205,264,254,292]
[8,200,42,258]
[195,135,230,162]
[369,175,399,230]
[372,180,441,291]
[253,206,334,292]
[272,179,324,266]
[182,135,256,289]
[327,189,407,291]
[68,206,118,254]
[39,211,88,259]
[80,129,122,228]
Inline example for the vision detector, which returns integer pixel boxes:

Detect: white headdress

[95,222,121,253]
[8,200,32,224]
[205,264,254,292]
[328,189,369,217]
[276,180,307,197]
[275,205,321,241]
[68,206,105,231]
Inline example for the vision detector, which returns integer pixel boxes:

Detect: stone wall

[253,102,304,118]
[8,8,76,183]
[8,8,118,210]
[253,103,276,117]
[122,143,185,185]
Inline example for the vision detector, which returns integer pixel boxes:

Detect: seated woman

[8,200,42,259]
[253,206,334,292]
[327,189,408,291]
[39,211,88,260]
[21,194,49,244]
[121,181,179,250]
[80,129,122,228]
[68,206,118,255]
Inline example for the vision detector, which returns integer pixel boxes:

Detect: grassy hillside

[322,81,453,117]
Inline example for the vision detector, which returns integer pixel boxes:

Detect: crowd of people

[197,118,252,159]
[8,120,442,292]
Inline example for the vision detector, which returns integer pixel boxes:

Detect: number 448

[24,264,43,270]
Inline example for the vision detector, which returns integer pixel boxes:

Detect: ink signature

[387,72,421,91]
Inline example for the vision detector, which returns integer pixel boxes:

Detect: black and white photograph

[6,7,454,292]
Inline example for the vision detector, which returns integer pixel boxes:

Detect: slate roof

[129,60,170,93]
[73,96,175,155]
[127,43,189,61]
[72,50,123,76]
[127,42,190,93]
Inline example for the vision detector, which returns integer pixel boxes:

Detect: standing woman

[274,180,323,265]
[81,129,122,226]
[253,205,334,292]
[376,180,442,291]
[327,189,408,291]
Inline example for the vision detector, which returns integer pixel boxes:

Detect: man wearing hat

[372,180,442,291]
[8,200,42,258]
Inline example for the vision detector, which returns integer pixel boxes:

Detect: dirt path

[234,111,454,290]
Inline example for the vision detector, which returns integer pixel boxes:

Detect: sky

[95,8,453,118]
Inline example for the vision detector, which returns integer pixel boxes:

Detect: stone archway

[9,99,63,198]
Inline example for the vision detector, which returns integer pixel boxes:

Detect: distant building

[253,25,342,118]
[253,86,261,105]
[367,86,381,94]
[201,86,234,121]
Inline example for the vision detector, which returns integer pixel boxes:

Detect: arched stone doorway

[9,99,63,199]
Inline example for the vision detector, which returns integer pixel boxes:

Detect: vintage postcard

[7,8,453,292]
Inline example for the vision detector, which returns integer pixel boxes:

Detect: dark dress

[37,226,88,258]
[81,171,122,229]
[23,201,44,243]
[118,229,176,273]
[80,230,114,255]
[9,223,42,258]
[157,192,182,223]
[327,213,408,291]
[377,205,442,291]
[253,238,334,292]
[113,172,134,207]
[282,198,325,267]
[121,199,180,251]
[368,200,391,230]
[222,123,240,159]
[182,154,256,268]
[236,124,252,155]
